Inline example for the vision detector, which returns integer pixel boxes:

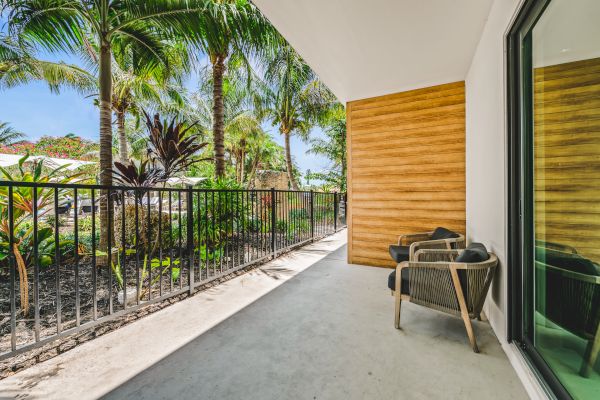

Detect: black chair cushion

[388,269,410,294]
[431,227,460,240]
[389,245,410,263]
[535,247,600,276]
[456,242,489,263]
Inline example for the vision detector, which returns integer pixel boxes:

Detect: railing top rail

[0,180,341,195]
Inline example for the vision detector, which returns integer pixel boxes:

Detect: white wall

[465,0,522,343]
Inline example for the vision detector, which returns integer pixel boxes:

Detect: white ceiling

[253,0,494,103]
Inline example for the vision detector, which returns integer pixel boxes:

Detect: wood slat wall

[534,57,600,262]
[346,81,466,267]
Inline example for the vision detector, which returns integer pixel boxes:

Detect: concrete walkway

[0,231,527,400]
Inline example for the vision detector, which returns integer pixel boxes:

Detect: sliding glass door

[509,0,600,398]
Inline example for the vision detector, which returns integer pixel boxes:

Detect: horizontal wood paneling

[347,82,466,268]
[534,57,600,262]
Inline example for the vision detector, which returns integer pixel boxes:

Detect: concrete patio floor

[0,231,527,400]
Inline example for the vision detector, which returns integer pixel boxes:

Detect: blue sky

[0,16,332,180]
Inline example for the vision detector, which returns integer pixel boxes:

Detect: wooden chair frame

[393,248,498,353]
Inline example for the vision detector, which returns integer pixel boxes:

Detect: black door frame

[506,0,574,398]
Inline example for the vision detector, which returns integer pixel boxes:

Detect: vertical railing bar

[91,189,97,320]
[230,190,234,270]
[107,189,113,315]
[217,191,222,274]
[54,188,62,333]
[251,191,255,263]
[158,191,163,298]
[169,191,173,292]
[310,190,314,241]
[33,186,40,341]
[134,189,140,305]
[121,190,127,310]
[224,190,228,271]
[178,193,183,290]
[237,190,241,267]
[74,188,80,326]
[212,191,216,277]
[334,192,338,232]
[187,186,194,294]
[271,188,276,257]
[146,190,151,301]
[196,191,202,281]
[8,186,16,351]
[204,191,208,279]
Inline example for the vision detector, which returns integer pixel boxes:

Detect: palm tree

[258,44,335,190]
[307,105,347,191]
[189,0,275,179]
[245,131,287,187]
[190,68,260,183]
[0,121,25,146]
[6,0,208,249]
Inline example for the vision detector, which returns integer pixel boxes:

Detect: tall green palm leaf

[0,34,95,93]
[257,44,335,190]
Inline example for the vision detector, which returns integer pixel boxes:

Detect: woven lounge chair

[535,244,600,377]
[390,243,498,353]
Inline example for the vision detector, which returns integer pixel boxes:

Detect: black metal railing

[0,181,346,359]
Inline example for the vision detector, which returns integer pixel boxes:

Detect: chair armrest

[398,232,432,245]
[414,249,459,263]
[409,239,456,260]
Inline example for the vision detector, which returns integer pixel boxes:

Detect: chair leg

[461,313,479,353]
[449,266,479,353]
[394,265,403,329]
[395,292,402,329]
[580,324,600,377]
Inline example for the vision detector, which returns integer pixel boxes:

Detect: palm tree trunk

[116,109,128,162]
[212,55,226,179]
[240,147,245,184]
[283,130,299,190]
[247,154,260,189]
[98,41,113,262]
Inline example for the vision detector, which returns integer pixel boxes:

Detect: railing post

[186,185,194,294]
[310,190,315,240]
[271,188,276,257]
[333,191,338,232]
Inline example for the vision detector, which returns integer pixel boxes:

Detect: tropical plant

[257,43,335,190]
[114,112,209,186]
[0,121,25,146]
[187,0,276,179]
[6,0,210,251]
[307,106,347,191]
[244,133,287,186]
[0,154,79,315]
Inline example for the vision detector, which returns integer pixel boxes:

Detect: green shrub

[113,204,172,251]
